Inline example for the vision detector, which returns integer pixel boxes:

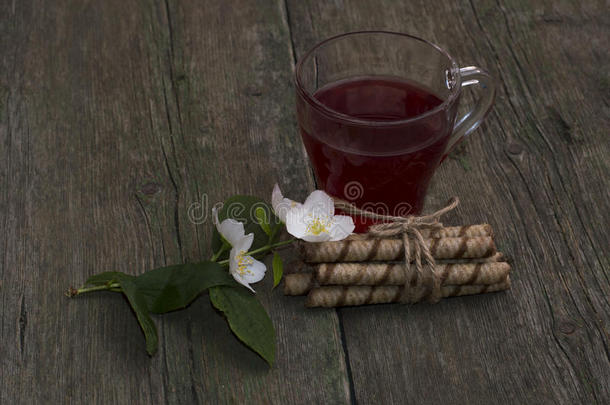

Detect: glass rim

[294,31,462,127]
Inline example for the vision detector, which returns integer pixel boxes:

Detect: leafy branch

[68,195,293,365]
[68,186,355,366]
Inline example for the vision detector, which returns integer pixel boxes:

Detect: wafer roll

[298,236,496,263]
[284,273,319,296]
[287,252,504,274]
[422,224,493,238]
[345,224,493,239]
[435,252,504,264]
[305,277,511,307]
[317,262,510,287]
[283,261,511,296]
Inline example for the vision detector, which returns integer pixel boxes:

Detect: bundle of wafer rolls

[283,224,511,307]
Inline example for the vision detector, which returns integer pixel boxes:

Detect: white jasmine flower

[213,207,266,292]
[272,185,355,242]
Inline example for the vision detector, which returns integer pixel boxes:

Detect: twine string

[333,197,460,303]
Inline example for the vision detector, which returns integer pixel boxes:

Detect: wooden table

[2,1,608,403]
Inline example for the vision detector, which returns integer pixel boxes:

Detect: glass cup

[295,31,496,232]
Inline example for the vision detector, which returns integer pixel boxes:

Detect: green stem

[210,243,230,262]
[68,282,121,297]
[249,238,295,255]
[218,239,295,266]
[267,223,281,244]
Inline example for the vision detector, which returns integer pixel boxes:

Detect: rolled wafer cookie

[283,261,511,296]
[284,273,320,296]
[305,277,511,307]
[440,252,504,264]
[287,252,504,274]
[344,224,493,240]
[422,224,493,238]
[298,236,496,263]
[318,261,510,287]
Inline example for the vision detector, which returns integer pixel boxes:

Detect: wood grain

[285,0,609,404]
[0,0,349,403]
[1,0,608,404]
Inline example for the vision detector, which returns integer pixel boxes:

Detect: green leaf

[84,271,124,287]
[209,286,276,366]
[211,196,282,260]
[134,261,238,314]
[254,206,272,236]
[115,274,158,356]
[272,253,283,289]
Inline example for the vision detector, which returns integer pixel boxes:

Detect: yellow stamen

[236,251,254,276]
[306,214,331,235]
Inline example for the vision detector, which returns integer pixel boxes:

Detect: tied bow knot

[333,197,460,303]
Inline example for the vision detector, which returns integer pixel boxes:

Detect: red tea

[298,76,456,232]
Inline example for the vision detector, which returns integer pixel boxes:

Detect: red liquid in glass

[298,76,455,232]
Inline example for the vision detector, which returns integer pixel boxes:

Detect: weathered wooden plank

[0,0,349,403]
[285,0,609,403]
[152,1,350,403]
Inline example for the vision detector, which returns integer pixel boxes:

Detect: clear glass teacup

[295,31,496,231]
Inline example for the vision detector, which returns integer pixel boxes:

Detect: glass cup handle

[445,66,496,155]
